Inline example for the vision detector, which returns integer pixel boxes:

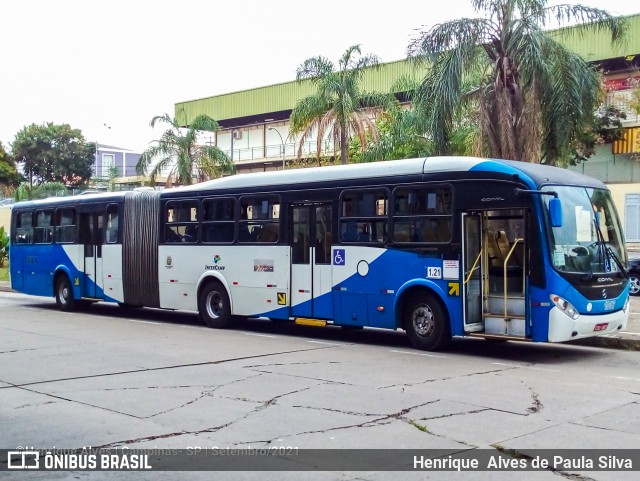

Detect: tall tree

[290,45,393,165]
[0,141,21,188]
[407,0,628,164]
[137,113,234,186]
[11,123,95,186]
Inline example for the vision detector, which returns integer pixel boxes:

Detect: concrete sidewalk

[1,280,638,350]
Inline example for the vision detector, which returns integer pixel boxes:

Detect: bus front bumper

[548,306,629,343]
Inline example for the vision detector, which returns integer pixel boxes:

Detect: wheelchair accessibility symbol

[333,249,346,266]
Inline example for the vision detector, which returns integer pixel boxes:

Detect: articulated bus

[9,157,630,350]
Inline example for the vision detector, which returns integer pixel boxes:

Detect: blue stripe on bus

[470,160,537,189]
[258,249,463,333]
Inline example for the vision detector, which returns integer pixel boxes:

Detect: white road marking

[390,349,446,358]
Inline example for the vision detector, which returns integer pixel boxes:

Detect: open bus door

[80,212,104,299]
[462,213,484,331]
[462,209,529,339]
[290,203,333,320]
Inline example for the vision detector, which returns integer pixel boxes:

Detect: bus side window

[106,205,118,244]
[55,208,76,243]
[202,198,236,243]
[164,199,199,244]
[14,211,34,244]
[34,210,53,244]
[339,189,388,244]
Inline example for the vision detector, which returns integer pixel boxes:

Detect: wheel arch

[196,272,234,314]
[53,266,76,298]
[394,279,449,330]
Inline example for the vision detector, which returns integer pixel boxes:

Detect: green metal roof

[551,13,640,62]
[176,13,640,125]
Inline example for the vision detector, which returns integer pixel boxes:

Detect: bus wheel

[404,292,450,351]
[198,282,232,328]
[55,275,76,311]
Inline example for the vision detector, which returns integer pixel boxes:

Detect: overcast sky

[1,0,637,153]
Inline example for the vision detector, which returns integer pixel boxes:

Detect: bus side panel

[10,244,84,298]
[157,245,290,314]
[330,248,462,330]
[9,246,24,292]
[102,244,124,303]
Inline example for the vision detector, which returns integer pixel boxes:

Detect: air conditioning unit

[232,131,242,140]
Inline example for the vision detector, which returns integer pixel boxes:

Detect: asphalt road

[1,291,639,480]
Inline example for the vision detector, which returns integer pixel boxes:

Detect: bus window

[239,196,280,243]
[34,210,54,244]
[54,208,76,243]
[202,198,235,243]
[340,189,388,243]
[106,205,119,244]
[165,200,199,243]
[14,211,34,244]
[392,186,452,243]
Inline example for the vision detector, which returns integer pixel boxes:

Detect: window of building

[101,153,116,178]
[339,189,388,243]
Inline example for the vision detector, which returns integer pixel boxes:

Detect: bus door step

[484,315,526,337]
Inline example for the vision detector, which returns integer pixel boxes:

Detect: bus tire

[55,274,76,311]
[404,292,450,351]
[198,281,232,328]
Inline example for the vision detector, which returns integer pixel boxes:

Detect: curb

[568,335,640,351]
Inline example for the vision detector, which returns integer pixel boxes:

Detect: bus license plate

[593,323,609,332]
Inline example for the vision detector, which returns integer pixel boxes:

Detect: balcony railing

[223,140,337,163]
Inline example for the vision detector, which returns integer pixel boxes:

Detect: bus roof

[173,156,605,194]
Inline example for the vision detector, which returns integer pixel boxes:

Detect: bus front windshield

[543,186,627,275]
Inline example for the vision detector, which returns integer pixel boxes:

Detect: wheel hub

[413,305,435,337]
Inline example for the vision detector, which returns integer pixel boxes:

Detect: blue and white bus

[9,156,630,350]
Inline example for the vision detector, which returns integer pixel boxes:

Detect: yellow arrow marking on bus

[277,292,287,305]
[448,282,459,296]
[74,277,80,286]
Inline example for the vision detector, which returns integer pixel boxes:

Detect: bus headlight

[550,294,580,320]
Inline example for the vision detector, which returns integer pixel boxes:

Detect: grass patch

[0,264,9,282]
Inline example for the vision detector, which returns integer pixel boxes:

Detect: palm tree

[290,45,394,165]
[14,181,67,201]
[137,113,234,186]
[407,0,628,164]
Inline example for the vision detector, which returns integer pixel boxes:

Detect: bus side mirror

[549,197,562,228]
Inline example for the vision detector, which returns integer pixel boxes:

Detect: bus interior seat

[485,230,504,267]
[257,223,278,242]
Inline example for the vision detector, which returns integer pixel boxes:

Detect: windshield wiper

[591,217,628,279]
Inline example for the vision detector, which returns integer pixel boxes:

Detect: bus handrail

[504,238,524,319]
[464,250,482,285]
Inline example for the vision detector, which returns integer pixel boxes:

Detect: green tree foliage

[0,226,8,267]
[11,123,95,186]
[407,0,628,165]
[137,113,234,186]
[290,45,394,165]
[14,181,67,201]
[0,141,21,187]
